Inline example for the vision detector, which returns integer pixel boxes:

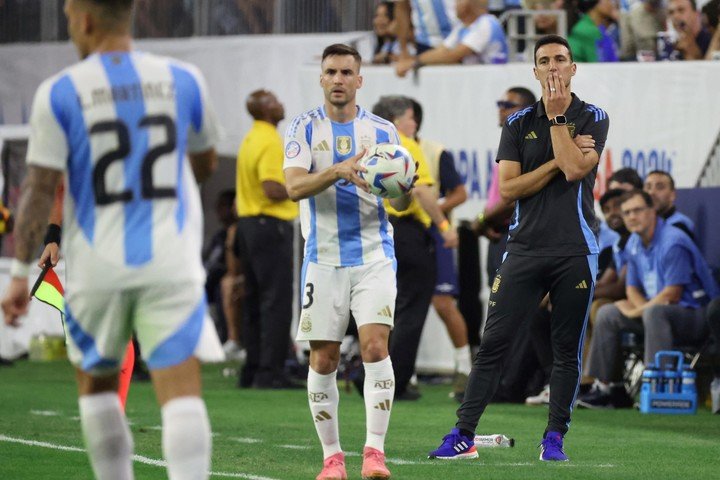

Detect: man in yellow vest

[235,89,299,389]
[373,95,458,400]
[410,99,472,402]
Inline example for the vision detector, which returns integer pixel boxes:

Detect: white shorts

[65,282,207,375]
[296,258,397,342]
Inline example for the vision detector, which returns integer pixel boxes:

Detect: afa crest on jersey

[336,135,352,155]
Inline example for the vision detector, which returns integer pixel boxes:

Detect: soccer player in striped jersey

[2,1,220,479]
[284,44,413,480]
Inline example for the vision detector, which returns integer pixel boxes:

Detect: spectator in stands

[523,0,566,35]
[203,190,240,356]
[703,0,720,58]
[568,0,620,62]
[666,0,712,59]
[643,170,695,239]
[703,0,720,34]
[619,0,666,60]
[373,1,399,64]
[578,190,720,408]
[394,0,458,56]
[410,99,471,403]
[235,90,299,389]
[372,95,458,400]
[607,166,643,190]
[395,0,508,77]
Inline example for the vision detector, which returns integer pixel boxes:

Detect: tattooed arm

[2,166,63,326]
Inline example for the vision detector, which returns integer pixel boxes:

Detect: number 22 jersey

[26,51,220,292]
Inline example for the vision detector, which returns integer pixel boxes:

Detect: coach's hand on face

[543,72,569,119]
[334,149,370,193]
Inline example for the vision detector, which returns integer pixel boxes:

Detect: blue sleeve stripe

[51,75,95,244]
[171,64,203,132]
[100,53,152,266]
[375,128,390,144]
[507,106,533,125]
[586,105,607,122]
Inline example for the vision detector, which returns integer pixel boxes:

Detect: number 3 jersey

[26,51,220,292]
[283,106,400,267]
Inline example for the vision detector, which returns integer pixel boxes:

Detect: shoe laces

[325,456,344,468]
[540,434,563,452]
[364,448,385,462]
[441,431,465,448]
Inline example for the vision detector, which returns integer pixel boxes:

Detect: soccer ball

[359,144,416,199]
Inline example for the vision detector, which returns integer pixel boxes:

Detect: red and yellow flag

[31,266,64,314]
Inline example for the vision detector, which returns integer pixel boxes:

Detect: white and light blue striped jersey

[283,106,400,267]
[410,0,458,48]
[443,13,509,64]
[26,51,220,292]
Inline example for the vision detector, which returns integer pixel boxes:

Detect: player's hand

[335,149,370,193]
[395,57,415,78]
[2,277,30,327]
[543,72,569,119]
[573,134,595,154]
[38,242,60,268]
[441,227,459,248]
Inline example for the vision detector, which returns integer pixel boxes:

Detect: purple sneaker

[428,428,478,459]
[539,431,568,461]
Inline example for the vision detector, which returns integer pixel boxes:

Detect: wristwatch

[550,115,567,126]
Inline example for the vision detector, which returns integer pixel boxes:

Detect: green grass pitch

[1,360,719,479]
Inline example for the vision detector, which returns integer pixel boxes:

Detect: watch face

[554,115,567,125]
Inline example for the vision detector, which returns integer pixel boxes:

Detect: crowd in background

[2,0,719,61]
[372,0,720,65]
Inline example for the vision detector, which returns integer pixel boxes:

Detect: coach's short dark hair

[608,167,643,190]
[507,86,537,107]
[621,189,654,208]
[321,44,362,67]
[599,189,626,209]
[372,96,413,124]
[646,170,676,190]
[534,35,574,64]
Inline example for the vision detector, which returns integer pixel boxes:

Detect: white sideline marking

[0,434,280,480]
[230,437,262,444]
[30,410,60,417]
[278,444,312,450]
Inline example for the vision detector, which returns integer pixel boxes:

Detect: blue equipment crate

[640,351,697,415]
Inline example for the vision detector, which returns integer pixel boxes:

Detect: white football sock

[454,345,472,376]
[79,392,134,480]
[307,368,342,459]
[161,396,211,480]
[363,356,395,452]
